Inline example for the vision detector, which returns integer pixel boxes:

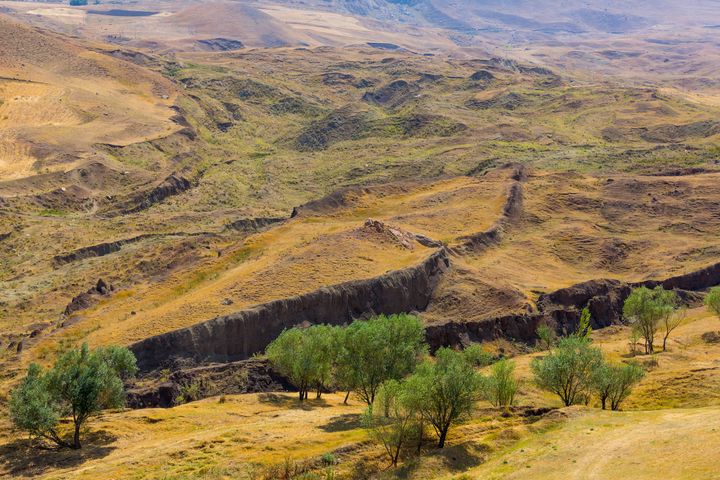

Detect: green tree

[405,348,482,448]
[483,358,517,411]
[593,361,645,410]
[705,287,720,319]
[266,327,327,401]
[531,336,603,407]
[364,380,420,467]
[608,362,645,410]
[575,306,593,339]
[338,314,426,405]
[623,286,678,354]
[305,325,340,399]
[9,344,137,449]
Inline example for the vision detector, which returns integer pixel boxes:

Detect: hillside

[0,7,720,480]
[0,14,178,180]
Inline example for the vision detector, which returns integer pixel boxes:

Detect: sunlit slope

[0,14,178,180]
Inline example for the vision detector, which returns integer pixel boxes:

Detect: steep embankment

[131,248,450,371]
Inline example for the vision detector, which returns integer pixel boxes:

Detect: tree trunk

[343,390,351,404]
[601,397,606,410]
[316,384,322,399]
[663,334,669,352]
[73,422,81,449]
[437,426,448,448]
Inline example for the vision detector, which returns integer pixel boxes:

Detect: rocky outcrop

[224,217,285,233]
[127,358,290,408]
[53,234,158,266]
[131,249,450,372]
[426,262,720,351]
[63,279,114,317]
[122,174,193,214]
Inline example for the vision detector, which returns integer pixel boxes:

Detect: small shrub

[463,344,494,367]
[483,359,517,411]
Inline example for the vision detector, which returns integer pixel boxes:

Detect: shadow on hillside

[392,441,489,478]
[257,392,329,410]
[320,413,363,432]
[0,429,117,477]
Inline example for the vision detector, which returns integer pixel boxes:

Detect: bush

[404,348,482,448]
[462,343,494,367]
[483,359,517,410]
[536,323,556,351]
[531,336,603,406]
[9,343,136,449]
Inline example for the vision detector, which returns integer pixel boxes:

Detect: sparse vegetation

[9,344,136,449]
[536,323,557,351]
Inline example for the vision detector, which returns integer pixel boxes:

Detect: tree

[706,287,720,319]
[266,326,339,401]
[304,325,339,399]
[405,348,482,448]
[483,359,517,411]
[9,344,137,449]
[590,361,614,410]
[575,306,593,339]
[592,361,645,410]
[266,328,315,401]
[661,307,685,352]
[623,286,678,354]
[364,380,420,467]
[337,314,426,405]
[607,362,644,410]
[536,323,556,351]
[531,336,603,407]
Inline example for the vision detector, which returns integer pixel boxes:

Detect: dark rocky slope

[130,249,451,372]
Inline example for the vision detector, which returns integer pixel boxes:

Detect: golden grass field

[3,307,719,479]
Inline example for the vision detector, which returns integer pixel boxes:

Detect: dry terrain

[1,2,720,479]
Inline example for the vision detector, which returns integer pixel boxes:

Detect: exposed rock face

[64,279,114,316]
[224,217,285,233]
[131,249,451,372]
[361,219,418,250]
[470,70,495,81]
[362,80,418,108]
[195,38,244,51]
[426,262,720,351]
[127,358,290,408]
[122,174,193,214]
[53,234,158,266]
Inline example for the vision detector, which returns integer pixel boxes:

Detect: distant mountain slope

[0,14,177,180]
